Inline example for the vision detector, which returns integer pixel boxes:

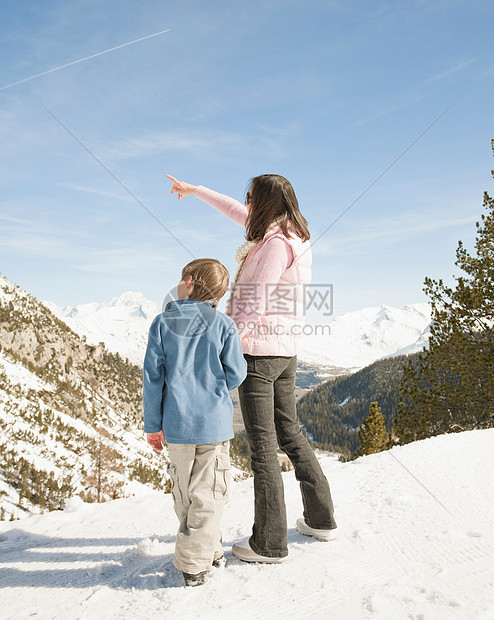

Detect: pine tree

[82,427,124,503]
[396,142,494,443]
[353,401,388,458]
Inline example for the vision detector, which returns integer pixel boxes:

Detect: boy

[143,258,247,587]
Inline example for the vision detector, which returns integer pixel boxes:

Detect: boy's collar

[165,298,217,312]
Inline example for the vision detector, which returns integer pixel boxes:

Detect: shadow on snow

[0,528,321,590]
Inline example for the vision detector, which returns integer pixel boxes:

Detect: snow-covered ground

[1,429,493,620]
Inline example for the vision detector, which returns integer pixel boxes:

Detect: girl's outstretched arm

[194,186,248,228]
[166,174,248,227]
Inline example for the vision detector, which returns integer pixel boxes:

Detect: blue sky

[1,0,493,317]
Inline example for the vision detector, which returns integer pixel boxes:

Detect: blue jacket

[143,298,247,444]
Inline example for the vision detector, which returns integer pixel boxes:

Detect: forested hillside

[297,354,420,456]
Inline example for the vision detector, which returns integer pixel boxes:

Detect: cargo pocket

[167,463,182,505]
[213,454,231,500]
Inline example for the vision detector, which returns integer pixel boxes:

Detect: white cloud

[98,124,300,163]
[73,246,177,275]
[61,183,134,202]
[0,213,181,273]
[357,58,477,126]
[311,209,479,257]
[420,58,477,86]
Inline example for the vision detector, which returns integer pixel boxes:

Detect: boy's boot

[212,555,225,568]
[182,570,209,587]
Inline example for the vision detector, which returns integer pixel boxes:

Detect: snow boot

[232,537,287,563]
[296,518,338,541]
[212,555,225,568]
[182,569,210,587]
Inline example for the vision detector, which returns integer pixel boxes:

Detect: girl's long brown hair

[245,174,310,243]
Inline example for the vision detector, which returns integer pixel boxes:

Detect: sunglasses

[245,191,252,204]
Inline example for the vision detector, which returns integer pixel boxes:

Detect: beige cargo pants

[167,441,230,574]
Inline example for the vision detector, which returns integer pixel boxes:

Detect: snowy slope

[393,322,432,357]
[0,274,172,517]
[0,348,164,518]
[0,429,493,620]
[44,293,431,373]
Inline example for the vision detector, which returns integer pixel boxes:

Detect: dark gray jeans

[237,354,337,558]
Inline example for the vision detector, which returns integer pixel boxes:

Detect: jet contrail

[0,28,172,92]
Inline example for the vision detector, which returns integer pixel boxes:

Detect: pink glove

[147,430,166,452]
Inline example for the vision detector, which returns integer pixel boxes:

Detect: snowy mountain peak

[299,302,432,370]
[42,292,161,367]
[104,291,156,309]
[402,302,430,315]
[0,272,14,302]
[373,305,396,324]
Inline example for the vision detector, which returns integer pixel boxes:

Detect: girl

[166,173,337,562]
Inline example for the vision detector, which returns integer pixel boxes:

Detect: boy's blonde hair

[181,258,229,304]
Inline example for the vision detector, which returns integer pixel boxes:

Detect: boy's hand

[147,430,166,452]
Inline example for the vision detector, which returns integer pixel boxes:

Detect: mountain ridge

[43,291,432,377]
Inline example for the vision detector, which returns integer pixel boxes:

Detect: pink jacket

[195,186,312,356]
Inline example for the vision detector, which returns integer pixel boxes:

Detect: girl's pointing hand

[166,174,197,200]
